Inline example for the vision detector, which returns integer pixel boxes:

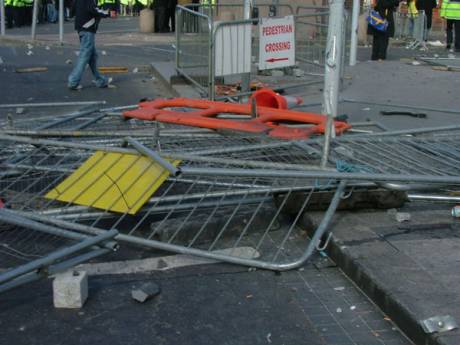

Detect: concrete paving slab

[327,204,460,345]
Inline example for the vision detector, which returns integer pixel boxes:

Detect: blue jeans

[68,31,107,88]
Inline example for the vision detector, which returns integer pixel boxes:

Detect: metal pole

[0,230,117,285]
[0,208,119,250]
[59,0,64,44]
[125,137,181,176]
[0,101,106,108]
[321,0,345,167]
[0,0,5,36]
[31,0,38,39]
[349,0,359,66]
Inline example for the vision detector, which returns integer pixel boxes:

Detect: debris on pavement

[131,282,161,303]
[395,212,411,223]
[15,67,48,73]
[53,271,89,309]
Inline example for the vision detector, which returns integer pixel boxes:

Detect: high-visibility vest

[138,0,151,6]
[13,0,24,8]
[23,0,33,6]
[5,0,14,6]
[120,0,130,6]
[441,0,460,19]
[200,0,216,5]
[408,0,418,17]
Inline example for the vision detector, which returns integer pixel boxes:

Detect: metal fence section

[175,3,349,100]
[0,210,118,293]
[1,129,460,272]
[394,10,426,49]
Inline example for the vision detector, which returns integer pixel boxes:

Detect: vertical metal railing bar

[385,139,460,174]
[165,178,218,244]
[229,189,273,257]
[147,178,201,240]
[0,147,78,209]
[406,139,460,166]
[184,175,241,246]
[334,138,420,173]
[271,184,315,262]
[330,141,406,174]
[123,178,178,236]
[207,176,262,251]
[362,140,449,176]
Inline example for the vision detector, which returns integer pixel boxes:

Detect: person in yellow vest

[102,0,117,14]
[440,0,460,51]
[407,0,418,37]
[5,0,14,28]
[119,0,129,15]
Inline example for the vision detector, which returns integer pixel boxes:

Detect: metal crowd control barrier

[0,210,118,293]
[395,10,426,49]
[176,3,348,100]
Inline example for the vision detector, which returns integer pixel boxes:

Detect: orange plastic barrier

[123,98,351,140]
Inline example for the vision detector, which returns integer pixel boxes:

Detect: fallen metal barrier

[0,210,118,293]
[1,128,460,272]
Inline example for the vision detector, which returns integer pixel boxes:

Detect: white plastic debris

[26,43,33,50]
[334,286,345,291]
[395,212,411,223]
[45,46,51,50]
[266,333,272,343]
[350,305,356,311]
[26,51,33,56]
[132,67,139,73]
[336,308,343,313]
[427,40,444,47]
[412,61,421,66]
[65,59,72,65]
[101,50,107,56]
[362,107,371,111]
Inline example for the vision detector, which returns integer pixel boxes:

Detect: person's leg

[371,33,380,60]
[425,10,432,41]
[6,5,13,28]
[380,34,390,59]
[87,33,109,87]
[68,31,94,88]
[454,20,460,51]
[446,19,454,48]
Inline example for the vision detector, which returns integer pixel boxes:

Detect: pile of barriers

[1,98,460,294]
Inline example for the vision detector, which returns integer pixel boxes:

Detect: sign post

[258,15,295,70]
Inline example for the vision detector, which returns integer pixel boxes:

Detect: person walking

[67,0,110,90]
[440,0,460,52]
[368,0,400,60]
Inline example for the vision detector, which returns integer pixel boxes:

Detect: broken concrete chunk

[53,271,88,309]
[65,59,73,65]
[15,107,25,114]
[131,282,161,303]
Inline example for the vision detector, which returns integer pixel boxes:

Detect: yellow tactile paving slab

[46,151,180,215]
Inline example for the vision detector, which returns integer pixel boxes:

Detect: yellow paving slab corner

[46,151,180,215]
